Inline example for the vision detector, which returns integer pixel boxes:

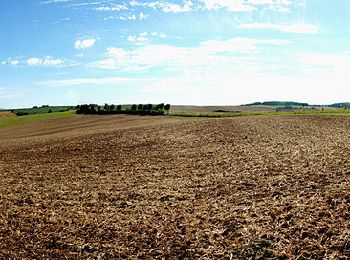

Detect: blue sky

[0,0,349,108]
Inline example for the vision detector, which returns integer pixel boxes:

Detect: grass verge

[0,111,77,128]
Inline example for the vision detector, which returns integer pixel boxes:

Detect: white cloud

[38,77,154,86]
[139,12,148,19]
[202,0,293,12]
[127,32,149,43]
[130,0,194,13]
[238,23,319,34]
[74,38,96,49]
[120,14,136,20]
[27,58,43,66]
[202,0,254,12]
[2,58,20,66]
[126,32,168,44]
[95,5,128,11]
[93,37,288,71]
[41,0,70,4]
[151,32,168,38]
[119,13,148,20]
[26,56,64,66]
[2,56,64,67]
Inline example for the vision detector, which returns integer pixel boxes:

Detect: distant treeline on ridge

[243,101,350,108]
[244,101,309,107]
[76,103,171,116]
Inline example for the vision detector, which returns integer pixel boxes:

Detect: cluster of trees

[244,101,309,107]
[329,102,350,108]
[15,109,53,116]
[76,103,171,116]
[12,105,72,116]
[14,111,31,116]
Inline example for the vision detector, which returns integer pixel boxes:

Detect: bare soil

[0,114,349,259]
[171,105,276,113]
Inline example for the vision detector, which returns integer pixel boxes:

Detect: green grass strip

[0,111,77,128]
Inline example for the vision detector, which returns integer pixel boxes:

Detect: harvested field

[171,105,276,113]
[0,114,349,258]
[0,112,15,118]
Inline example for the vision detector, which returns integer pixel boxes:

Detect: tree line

[76,103,171,116]
[244,101,309,107]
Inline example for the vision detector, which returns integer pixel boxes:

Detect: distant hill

[243,101,309,107]
[328,102,350,108]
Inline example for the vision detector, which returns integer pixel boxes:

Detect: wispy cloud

[92,37,288,71]
[41,0,70,4]
[202,0,293,12]
[42,0,296,14]
[202,0,254,12]
[130,0,194,13]
[95,4,128,11]
[238,23,319,34]
[2,56,65,67]
[2,58,20,66]
[27,56,64,66]
[0,87,14,99]
[74,38,96,49]
[118,13,148,20]
[38,77,154,86]
[127,32,149,43]
[126,32,168,44]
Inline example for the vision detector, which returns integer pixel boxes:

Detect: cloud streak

[38,77,154,86]
[238,23,319,34]
[92,37,289,71]
[27,56,64,66]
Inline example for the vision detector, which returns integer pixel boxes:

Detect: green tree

[164,104,171,114]
[155,103,164,111]
[131,104,137,111]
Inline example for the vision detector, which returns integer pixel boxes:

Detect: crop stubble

[0,115,349,258]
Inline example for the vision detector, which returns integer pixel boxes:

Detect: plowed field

[0,115,349,258]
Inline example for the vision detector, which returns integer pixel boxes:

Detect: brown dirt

[0,112,15,118]
[171,105,276,113]
[0,114,349,259]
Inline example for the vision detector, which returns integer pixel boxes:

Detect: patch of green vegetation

[0,111,77,128]
[328,102,350,108]
[11,105,74,116]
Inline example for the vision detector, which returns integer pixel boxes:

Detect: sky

[0,0,350,108]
